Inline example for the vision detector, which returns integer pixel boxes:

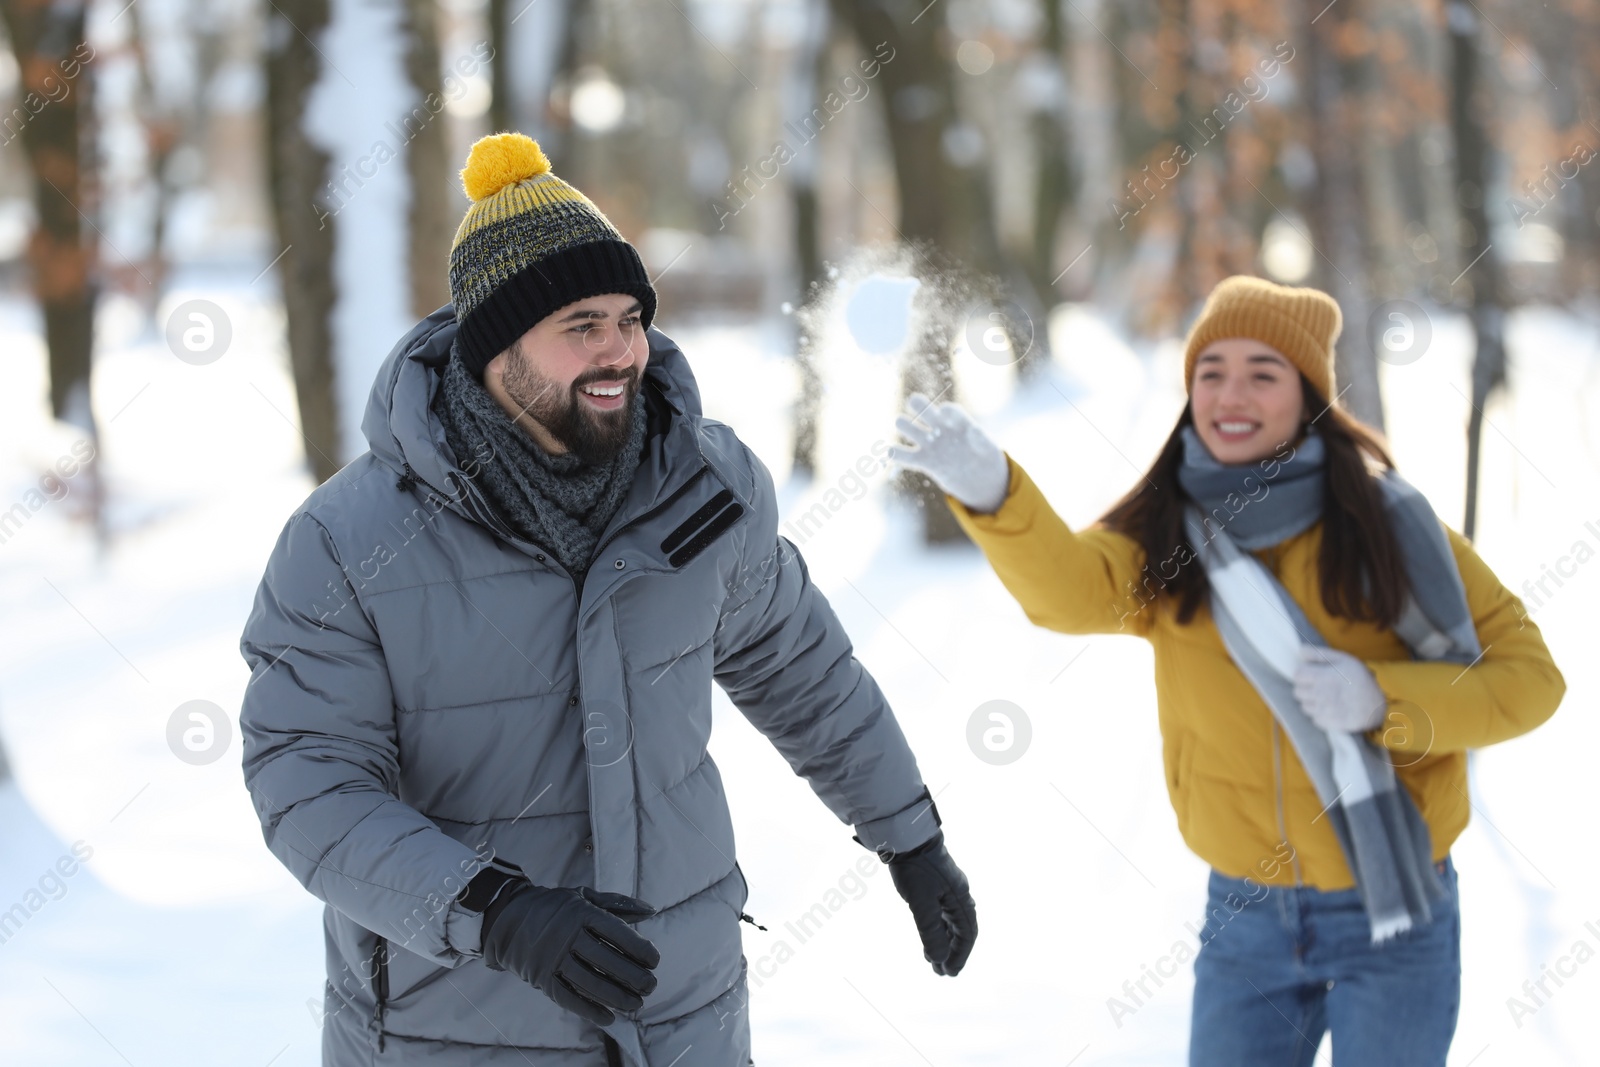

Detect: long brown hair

[1097,376,1410,627]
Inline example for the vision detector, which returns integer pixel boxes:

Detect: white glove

[1293,646,1388,732]
[887,393,1011,514]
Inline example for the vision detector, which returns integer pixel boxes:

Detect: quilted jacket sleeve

[712,446,938,856]
[1368,527,1565,755]
[946,454,1155,638]
[239,510,490,965]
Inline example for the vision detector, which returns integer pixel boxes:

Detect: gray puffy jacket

[239,307,938,1066]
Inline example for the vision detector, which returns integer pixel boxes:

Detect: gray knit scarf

[1178,425,1475,943]
[432,344,647,579]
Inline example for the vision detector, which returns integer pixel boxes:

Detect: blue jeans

[1189,856,1461,1067]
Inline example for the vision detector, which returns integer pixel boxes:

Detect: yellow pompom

[460,132,552,202]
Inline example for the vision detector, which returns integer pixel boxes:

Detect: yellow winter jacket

[947,455,1566,890]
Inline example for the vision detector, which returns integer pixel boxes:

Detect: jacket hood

[361,304,705,496]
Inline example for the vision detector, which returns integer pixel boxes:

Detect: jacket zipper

[372,936,389,1052]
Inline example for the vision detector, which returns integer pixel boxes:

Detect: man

[239,132,977,1066]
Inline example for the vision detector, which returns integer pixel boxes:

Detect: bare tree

[788,0,831,477]
[488,0,574,146]
[1303,0,1385,431]
[404,0,450,317]
[264,0,341,483]
[1446,0,1506,538]
[0,0,103,542]
[1095,0,1173,328]
[0,0,97,434]
[1021,0,1077,353]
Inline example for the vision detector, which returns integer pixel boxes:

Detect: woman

[890,275,1565,1066]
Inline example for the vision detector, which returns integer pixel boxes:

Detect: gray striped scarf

[1179,426,1475,943]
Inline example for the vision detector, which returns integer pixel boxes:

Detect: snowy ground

[0,268,1596,1065]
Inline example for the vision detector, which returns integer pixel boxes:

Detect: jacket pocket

[371,936,389,1053]
[732,861,765,930]
[663,492,746,568]
[1168,733,1196,831]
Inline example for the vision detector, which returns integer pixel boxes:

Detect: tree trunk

[264,0,341,484]
[130,0,178,309]
[1446,0,1506,539]
[1164,0,1201,318]
[1097,0,1175,330]
[127,0,227,315]
[490,0,572,145]
[489,0,510,133]
[1023,0,1076,331]
[404,0,450,317]
[0,0,97,434]
[0,0,102,541]
[789,0,830,477]
[1304,0,1384,431]
[516,0,572,141]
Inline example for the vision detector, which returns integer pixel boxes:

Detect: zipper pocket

[372,936,389,1052]
[668,498,745,568]
[594,465,711,561]
[733,862,765,930]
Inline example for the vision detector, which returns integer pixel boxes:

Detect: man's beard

[502,347,640,466]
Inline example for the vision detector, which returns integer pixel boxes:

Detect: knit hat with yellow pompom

[1182,275,1342,401]
[448,132,656,379]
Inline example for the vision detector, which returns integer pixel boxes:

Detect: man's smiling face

[483,293,647,465]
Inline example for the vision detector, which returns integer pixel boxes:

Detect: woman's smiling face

[1189,337,1307,464]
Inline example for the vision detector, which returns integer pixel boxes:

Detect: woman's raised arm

[889,396,1153,638]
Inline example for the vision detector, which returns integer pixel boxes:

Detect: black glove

[478,880,661,1026]
[885,832,977,976]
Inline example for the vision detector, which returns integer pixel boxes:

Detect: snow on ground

[0,269,1595,1065]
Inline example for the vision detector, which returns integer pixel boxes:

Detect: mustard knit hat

[1182,275,1341,401]
[448,132,656,379]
